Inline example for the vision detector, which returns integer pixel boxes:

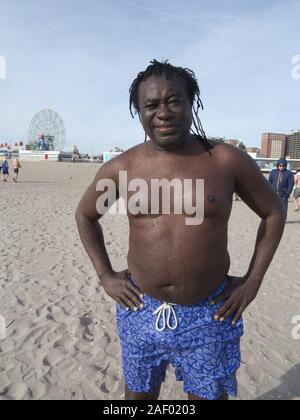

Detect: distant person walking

[269,158,295,211]
[72,145,80,163]
[13,159,21,182]
[293,168,300,212]
[1,159,9,182]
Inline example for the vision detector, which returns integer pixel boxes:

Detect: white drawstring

[153,303,179,332]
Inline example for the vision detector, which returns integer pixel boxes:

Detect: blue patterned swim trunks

[116,278,244,400]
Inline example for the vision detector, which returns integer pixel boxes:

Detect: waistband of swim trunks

[129,275,228,307]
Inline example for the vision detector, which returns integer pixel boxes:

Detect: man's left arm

[213,148,287,324]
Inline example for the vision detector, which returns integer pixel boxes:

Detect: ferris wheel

[28,109,66,151]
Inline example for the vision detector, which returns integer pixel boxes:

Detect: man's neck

[148,134,195,155]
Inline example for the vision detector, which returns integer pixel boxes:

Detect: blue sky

[0,0,299,153]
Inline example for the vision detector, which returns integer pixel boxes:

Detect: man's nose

[156,102,172,119]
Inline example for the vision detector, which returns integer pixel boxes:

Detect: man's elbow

[75,205,89,228]
[272,202,287,224]
[75,205,100,227]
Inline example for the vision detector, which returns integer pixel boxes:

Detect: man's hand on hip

[211,276,260,325]
[101,270,144,312]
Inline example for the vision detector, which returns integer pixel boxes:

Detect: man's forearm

[76,213,114,280]
[245,208,286,288]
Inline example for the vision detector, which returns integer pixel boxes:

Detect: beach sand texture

[0,162,299,400]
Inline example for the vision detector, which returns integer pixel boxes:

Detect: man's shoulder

[209,141,241,154]
[119,142,147,160]
[209,142,266,181]
[209,141,247,164]
[113,143,147,166]
[100,143,146,171]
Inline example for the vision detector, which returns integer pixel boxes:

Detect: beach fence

[18,150,72,162]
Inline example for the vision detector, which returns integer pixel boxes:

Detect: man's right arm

[75,160,118,279]
[75,158,144,311]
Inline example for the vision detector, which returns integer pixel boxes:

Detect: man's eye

[146,104,156,109]
[169,99,180,105]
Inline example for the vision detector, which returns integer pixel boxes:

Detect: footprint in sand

[80,314,95,342]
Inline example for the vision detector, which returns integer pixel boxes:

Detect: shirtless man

[293,168,300,212]
[76,60,286,401]
[13,158,21,182]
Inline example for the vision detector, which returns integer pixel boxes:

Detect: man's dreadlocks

[129,59,212,151]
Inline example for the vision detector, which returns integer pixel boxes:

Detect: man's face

[138,75,193,149]
[278,164,286,172]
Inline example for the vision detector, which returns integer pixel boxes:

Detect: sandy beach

[0,161,299,400]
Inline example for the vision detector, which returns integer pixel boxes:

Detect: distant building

[286,131,300,160]
[247,147,260,153]
[208,136,225,144]
[225,139,241,147]
[261,133,286,159]
[208,138,250,150]
[247,147,260,156]
[247,147,260,159]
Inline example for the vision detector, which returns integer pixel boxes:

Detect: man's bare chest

[120,162,234,222]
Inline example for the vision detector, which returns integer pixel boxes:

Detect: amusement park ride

[2,108,121,162]
[28,109,66,151]
[19,109,70,161]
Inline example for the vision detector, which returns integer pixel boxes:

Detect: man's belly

[127,220,230,304]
